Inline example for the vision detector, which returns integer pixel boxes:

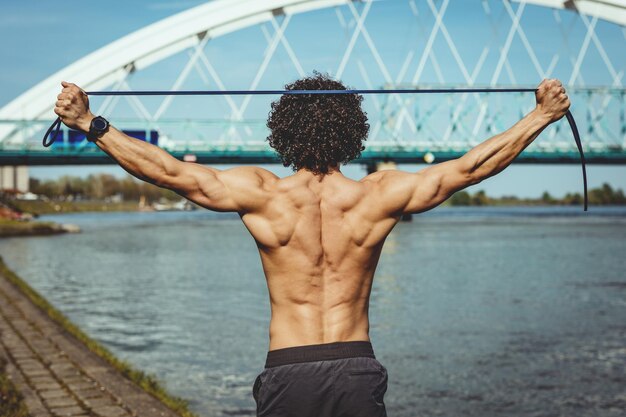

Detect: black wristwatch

[86,116,110,142]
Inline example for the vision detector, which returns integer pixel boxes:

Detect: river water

[0,206,625,416]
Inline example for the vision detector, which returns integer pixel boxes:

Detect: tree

[563,192,582,205]
[449,191,471,206]
[541,191,554,204]
[472,190,489,206]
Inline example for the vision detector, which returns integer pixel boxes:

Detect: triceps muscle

[163,164,239,212]
[403,158,477,214]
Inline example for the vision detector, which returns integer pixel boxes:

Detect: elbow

[147,169,179,191]
[146,168,170,188]
[154,160,184,189]
[467,170,483,187]
[151,175,168,189]
[460,155,483,186]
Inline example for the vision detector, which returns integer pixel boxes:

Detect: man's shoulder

[359,169,416,187]
[218,166,280,186]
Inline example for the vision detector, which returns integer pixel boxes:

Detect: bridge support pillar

[0,166,29,193]
[366,161,412,222]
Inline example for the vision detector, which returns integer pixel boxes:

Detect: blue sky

[1,0,625,197]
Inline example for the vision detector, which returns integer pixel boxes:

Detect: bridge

[0,0,624,183]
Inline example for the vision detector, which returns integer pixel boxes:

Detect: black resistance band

[42,87,587,211]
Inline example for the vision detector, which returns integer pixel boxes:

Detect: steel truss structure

[0,0,624,165]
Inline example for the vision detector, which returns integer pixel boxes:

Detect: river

[1,206,625,416]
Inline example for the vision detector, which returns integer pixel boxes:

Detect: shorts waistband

[265,340,375,368]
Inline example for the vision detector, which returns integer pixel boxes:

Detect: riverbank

[0,219,80,238]
[0,199,81,238]
[0,257,196,417]
[9,200,142,216]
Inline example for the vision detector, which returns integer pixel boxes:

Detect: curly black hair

[266,72,369,175]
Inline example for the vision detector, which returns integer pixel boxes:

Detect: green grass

[0,219,67,238]
[0,256,197,417]
[10,200,140,216]
[0,356,29,417]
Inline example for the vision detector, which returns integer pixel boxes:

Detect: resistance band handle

[565,110,588,211]
[42,116,62,148]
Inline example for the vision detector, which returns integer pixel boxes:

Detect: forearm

[88,123,181,186]
[463,109,551,182]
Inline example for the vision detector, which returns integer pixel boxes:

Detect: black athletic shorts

[252,340,388,417]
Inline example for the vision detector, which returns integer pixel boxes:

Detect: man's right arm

[54,82,277,214]
[365,79,570,216]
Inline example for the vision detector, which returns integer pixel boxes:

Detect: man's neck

[296,166,342,178]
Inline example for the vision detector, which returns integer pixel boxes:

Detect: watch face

[93,118,108,131]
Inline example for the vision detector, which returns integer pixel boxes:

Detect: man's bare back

[241,168,399,350]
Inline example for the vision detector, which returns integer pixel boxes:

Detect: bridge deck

[2,148,625,166]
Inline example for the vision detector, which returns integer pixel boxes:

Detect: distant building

[0,166,29,193]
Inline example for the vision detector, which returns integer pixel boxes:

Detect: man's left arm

[54,82,276,213]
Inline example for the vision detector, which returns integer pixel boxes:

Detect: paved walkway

[0,270,182,417]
